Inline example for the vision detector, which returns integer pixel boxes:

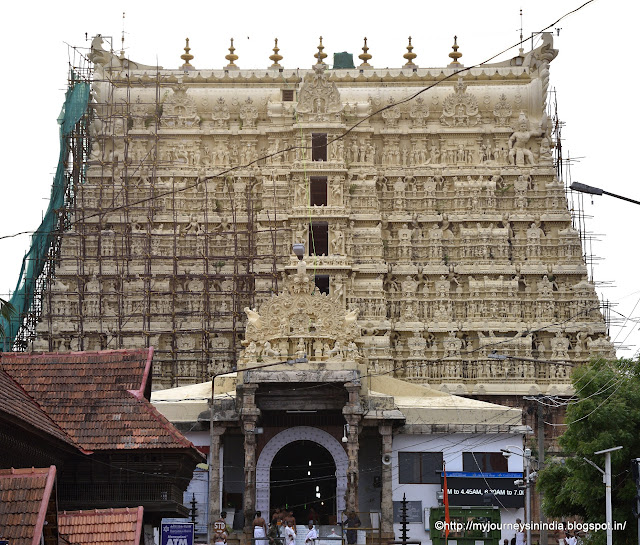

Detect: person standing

[285,510,297,533]
[345,511,361,545]
[272,508,282,528]
[214,527,227,545]
[565,531,577,545]
[284,520,297,545]
[216,511,230,538]
[254,511,268,545]
[268,521,281,545]
[305,522,318,545]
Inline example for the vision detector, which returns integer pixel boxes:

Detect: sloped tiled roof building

[0,348,202,524]
[0,466,59,545]
[58,507,144,545]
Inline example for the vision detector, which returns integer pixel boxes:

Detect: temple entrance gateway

[270,440,336,524]
[255,426,348,519]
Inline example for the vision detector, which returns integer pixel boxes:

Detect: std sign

[161,523,194,545]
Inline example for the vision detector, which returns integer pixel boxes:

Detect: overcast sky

[1,0,638,357]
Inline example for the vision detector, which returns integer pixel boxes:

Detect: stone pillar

[379,423,394,538]
[240,384,260,544]
[343,381,363,514]
[208,426,225,540]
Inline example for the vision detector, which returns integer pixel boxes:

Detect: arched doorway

[271,440,336,523]
[255,427,348,520]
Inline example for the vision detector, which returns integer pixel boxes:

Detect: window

[309,222,328,256]
[312,133,327,162]
[462,452,508,473]
[282,89,294,102]
[398,452,443,484]
[314,275,329,295]
[310,177,328,206]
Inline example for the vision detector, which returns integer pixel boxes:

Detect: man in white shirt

[285,520,297,545]
[565,532,577,545]
[305,523,318,545]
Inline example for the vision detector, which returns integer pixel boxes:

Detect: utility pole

[502,446,533,545]
[632,458,640,545]
[525,448,532,545]
[594,446,623,545]
[538,400,546,545]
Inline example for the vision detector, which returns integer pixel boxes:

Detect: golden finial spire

[180,38,194,69]
[119,12,126,60]
[358,37,372,68]
[269,38,283,68]
[225,38,239,69]
[314,36,327,65]
[403,36,417,67]
[448,35,463,66]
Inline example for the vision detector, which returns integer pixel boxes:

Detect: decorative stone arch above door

[255,426,348,516]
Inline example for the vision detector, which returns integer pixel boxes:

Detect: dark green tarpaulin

[333,52,355,69]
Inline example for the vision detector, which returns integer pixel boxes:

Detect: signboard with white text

[161,523,194,545]
[442,473,525,508]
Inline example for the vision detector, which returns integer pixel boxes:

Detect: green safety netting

[333,52,355,69]
[0,79,90,350]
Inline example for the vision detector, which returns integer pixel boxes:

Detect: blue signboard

[161,523,194,545]
[441,472,523,479]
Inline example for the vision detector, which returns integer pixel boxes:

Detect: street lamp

[502,446,533,545]
[570,182,640,206]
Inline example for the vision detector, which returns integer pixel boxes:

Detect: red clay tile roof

[0,466,57,545]
[0,368,78,449]
[0,349,196,452]
[58,507,144,545]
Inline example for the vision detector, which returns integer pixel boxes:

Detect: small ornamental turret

[180,38,194,70]
[225,38,239,69]
[269,38,283,69]
[358,37,372,68]
[314,36,328,66]
[403,36,417,68]
[448,35,463,67]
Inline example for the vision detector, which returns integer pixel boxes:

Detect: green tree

[537,358,640,545]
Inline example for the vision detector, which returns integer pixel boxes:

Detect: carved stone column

[240,384,261,544]
[379,423,394,538]
[342,381,363,514]
[208,426,226,540]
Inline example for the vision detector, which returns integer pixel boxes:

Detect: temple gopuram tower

[24,33,611,416]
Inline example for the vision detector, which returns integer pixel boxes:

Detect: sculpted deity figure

[331,227,345,255]
[539,136,553,162]
[508,112,545,166]
[295,222,308,244]
[263,341,279,359]
[526,219,545,258]
[429,144,440,165]
[332,275,345,305]
[330,177,342,206]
